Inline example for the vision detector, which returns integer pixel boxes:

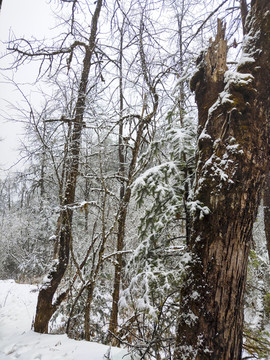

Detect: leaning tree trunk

[34,0,103,334]
[174,1,270,359]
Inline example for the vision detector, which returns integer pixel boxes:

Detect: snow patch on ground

[0,280,133,360]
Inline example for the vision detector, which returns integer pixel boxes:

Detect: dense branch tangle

[7,38,88,78]
[107,7,160,342]
[2,0,259,356]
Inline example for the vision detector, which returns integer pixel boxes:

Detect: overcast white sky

[0,0,58,176]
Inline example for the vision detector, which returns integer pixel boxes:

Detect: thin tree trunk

[85,284,94,341]
[34,0,103,334]
[108,24,126,341]
[83,183,109,340]
[174,1,270,358]
[108,118,148,341]
[108,207,126,342]
[108,17,159,341]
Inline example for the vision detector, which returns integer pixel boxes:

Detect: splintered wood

[205,19,228,83]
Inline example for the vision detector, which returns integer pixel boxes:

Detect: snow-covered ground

[0,280,133,360]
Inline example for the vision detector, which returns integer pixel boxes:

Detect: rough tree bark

[263,172,270,260]
[174,1,270,359]
[33,0,103,334]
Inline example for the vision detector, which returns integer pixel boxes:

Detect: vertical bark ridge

[264,172,270,259]
[174,1,270,359]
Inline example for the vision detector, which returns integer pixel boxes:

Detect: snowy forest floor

[0,280,132,360]
[1,279,269,359]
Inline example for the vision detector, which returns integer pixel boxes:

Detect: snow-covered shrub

[117,114,196,358]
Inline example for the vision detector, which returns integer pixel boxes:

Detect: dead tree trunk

[263,172,270,260]
[34,0,103,334]
[174,1,270,358]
